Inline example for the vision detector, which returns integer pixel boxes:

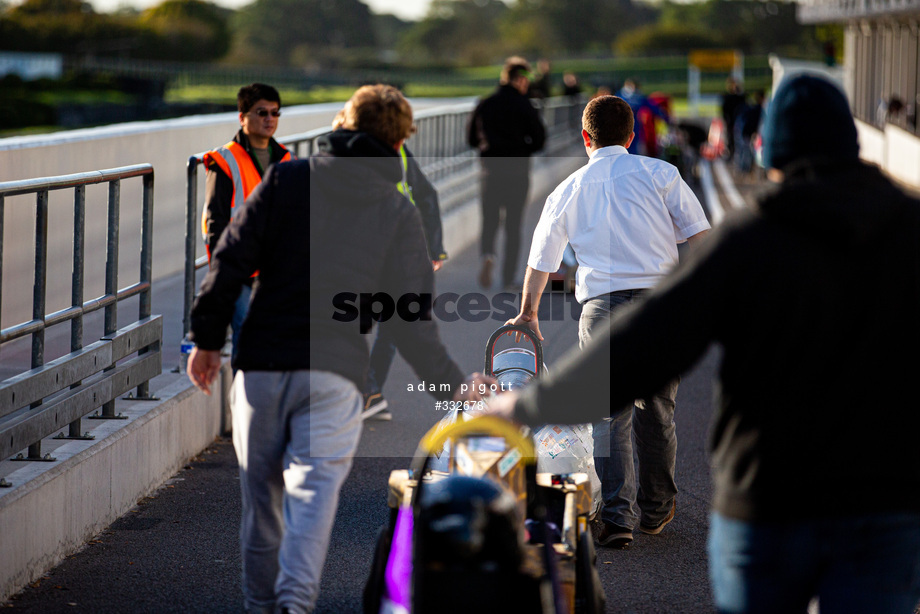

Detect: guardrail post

[60,184,92,440]
[23,189,53,460]
[134,172,156,400]
[95,179,125,420]
[184,157,199,340]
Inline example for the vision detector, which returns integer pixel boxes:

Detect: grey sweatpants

[231,370,362,614]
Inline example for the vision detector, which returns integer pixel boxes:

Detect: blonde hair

[332,109,346,130]
[339,85,415,147]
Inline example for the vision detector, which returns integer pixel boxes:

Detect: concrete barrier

[0,364,229,602]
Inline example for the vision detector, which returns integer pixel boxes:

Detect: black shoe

[639,499,676,535]
[362,393,391,421]
[592,520,633,549]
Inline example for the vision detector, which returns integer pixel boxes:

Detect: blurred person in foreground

[468,56,546,290]
[188,84,492,614]
[201,83,292,363]
[486,74,920,614]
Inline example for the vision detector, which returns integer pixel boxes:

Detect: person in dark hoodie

[187,84,492,614]
[485,74,920,613]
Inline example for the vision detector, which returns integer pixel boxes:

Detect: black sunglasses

[252,108,281,118]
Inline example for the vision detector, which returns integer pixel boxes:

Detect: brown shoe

[478,255,496,289]
[639,499,676,535]
[591,520,633,549]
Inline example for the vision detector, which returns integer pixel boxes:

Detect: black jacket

[468,84,546,157]
[515,161,920,521]
[190,130,465,397]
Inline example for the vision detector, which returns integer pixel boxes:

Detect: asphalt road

[3,155,727,613]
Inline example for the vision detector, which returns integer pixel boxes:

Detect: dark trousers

[480,157,531,287]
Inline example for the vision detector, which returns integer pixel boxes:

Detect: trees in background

[0,0,231,60]
[227,0,376,67]
[397,0,509,65]
[393,0,829,65]
[0,0,836,66]
[137,0,231,61]
[617,0,808,56]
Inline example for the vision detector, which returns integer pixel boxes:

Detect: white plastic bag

[533,423,602,517]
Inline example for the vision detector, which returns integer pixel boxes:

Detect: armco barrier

[0,165,161,466]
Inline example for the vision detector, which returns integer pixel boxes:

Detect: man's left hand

[188,347,222,395]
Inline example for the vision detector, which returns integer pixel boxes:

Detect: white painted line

[713,158,747,210]
[699,160,724,225]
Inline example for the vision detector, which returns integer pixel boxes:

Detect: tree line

[0,0,836,68]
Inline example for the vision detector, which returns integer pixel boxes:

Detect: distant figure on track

[468,56,546,290]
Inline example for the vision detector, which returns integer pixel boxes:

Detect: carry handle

[484,324,544,377]
[419,414,536,460]
[408,415,537,507]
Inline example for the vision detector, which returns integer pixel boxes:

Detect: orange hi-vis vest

[201,140,291,258]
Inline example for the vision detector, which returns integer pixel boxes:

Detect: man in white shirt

[508,95,710,549]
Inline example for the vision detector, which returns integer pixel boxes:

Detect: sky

[88,0,433,21]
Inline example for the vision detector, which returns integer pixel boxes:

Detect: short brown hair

[500,56,532,85]
[582,95,634,148]
[339,84,415,147]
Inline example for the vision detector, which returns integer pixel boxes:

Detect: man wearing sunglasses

[202,83,292,362]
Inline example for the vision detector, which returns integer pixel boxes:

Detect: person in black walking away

[485,74,920,614]
[468,56,546,290]
[201,83,291,363]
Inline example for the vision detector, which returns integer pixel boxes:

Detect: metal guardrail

[0,165,161,466]
[182,97,586,338]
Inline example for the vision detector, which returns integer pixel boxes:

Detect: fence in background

[0,165,161,469]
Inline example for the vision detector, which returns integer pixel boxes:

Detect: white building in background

[797,0,920,189]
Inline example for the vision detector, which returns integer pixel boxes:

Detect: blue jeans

[709,512,920,614]
[580,290,679,530]
[365,323,397,396]
[231,284,253,364]
[231,370,363,614]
